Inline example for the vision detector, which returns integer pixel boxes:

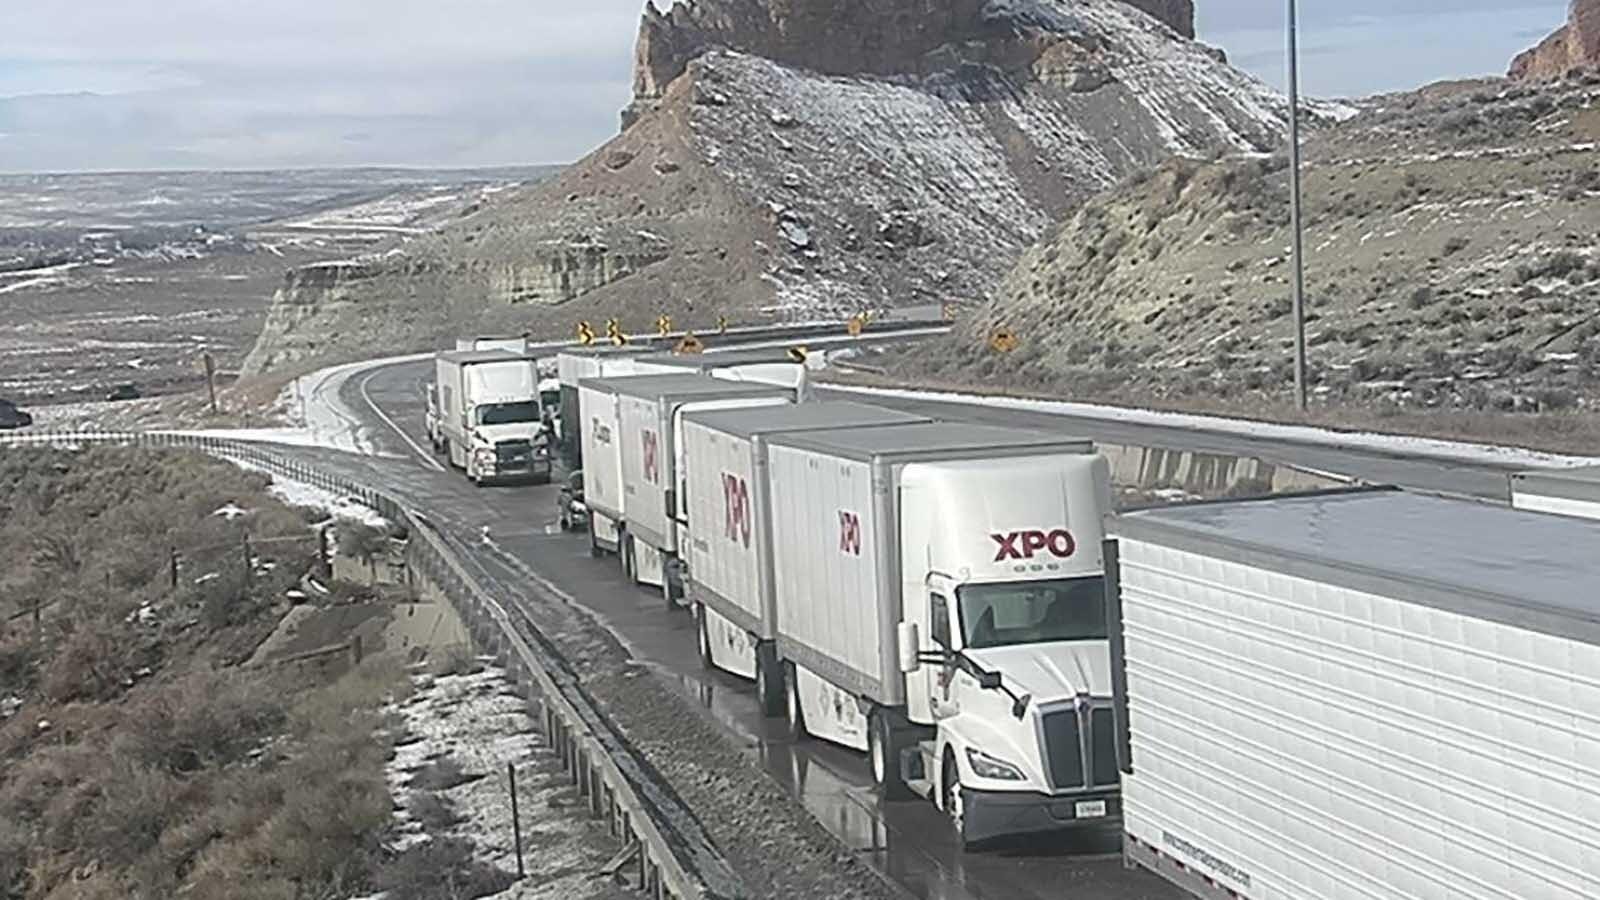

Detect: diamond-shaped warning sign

[989,329,1019,354]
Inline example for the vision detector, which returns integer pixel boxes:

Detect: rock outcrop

[627,0,1195,124]
[1510,0,1600,80]
[243,0,1292,376]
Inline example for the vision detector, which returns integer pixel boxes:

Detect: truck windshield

[477,402,542,426]
[956,577,1107,649]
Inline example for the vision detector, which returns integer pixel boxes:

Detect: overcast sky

[0,0,1572,173]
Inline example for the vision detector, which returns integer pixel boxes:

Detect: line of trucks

[509,341,1600,899]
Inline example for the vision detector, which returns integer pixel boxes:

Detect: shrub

[1407,286,1437,309]
[373,838,516,900]
[1441,236,1469,257]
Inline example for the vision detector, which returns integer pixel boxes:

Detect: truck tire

[783,663,807,743]
[754,644,783,718]
[942,748,974,851]
[870,710,915,801]
[695,605,714,670]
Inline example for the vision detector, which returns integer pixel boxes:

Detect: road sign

[577,322,596,346]
[942,302,957,322]
[675,333,705,355]
[847,316,865,337]
[716,316,729,335]
[989,329,1019,354]
[657,315,673,338]
[612,332,630,347]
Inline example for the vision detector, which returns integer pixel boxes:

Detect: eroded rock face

[1510,0,1600,80]
[629,0,1196,117]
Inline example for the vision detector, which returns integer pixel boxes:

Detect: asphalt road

[327,359,1183,900]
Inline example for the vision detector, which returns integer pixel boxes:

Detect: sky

[0,0,1574,173]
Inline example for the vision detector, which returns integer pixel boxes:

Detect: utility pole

[202,352,219,416]
[1287,0,1309,412]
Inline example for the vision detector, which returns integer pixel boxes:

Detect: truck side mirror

[977,670,1002,691]
[897,621,920,674]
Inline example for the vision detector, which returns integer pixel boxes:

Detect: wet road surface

[322,360,1186,900]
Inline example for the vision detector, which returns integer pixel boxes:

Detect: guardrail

[0,428,738,900]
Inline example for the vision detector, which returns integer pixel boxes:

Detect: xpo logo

[723,474,751,547]
[992,529,1077,562]
[642,430,660,484]
[839,511,863,556]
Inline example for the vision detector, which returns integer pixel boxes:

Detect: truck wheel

[942,749,974,851]
[783,663,807,743]
[695,605,714,670]
[755,644,783,718]
[870,711,914,801]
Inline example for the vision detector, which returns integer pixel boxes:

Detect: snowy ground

[378,666,628,900]
[832,385,1600,470]
[228,461,391,528]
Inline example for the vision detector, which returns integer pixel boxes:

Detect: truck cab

[435,349,553,486]
[758,423,1115,848]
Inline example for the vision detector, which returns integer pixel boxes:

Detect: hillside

[908,72,1600,432]
[242,0,1295,376]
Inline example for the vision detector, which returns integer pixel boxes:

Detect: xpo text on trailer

[759,422,1117,846]
[680,402,932,709]
[1108,488,1600,900]
[578,373,791,591]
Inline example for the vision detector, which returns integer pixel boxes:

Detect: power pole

[1287,0,1309,412]
[202,352,219,416]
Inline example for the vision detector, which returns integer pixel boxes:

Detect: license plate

[1075,800,1107,819]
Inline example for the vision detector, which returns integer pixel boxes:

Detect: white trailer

[1511,464,1600,521]
[556,347,681,469]
[584,374,792,600]
[1108,488,1600,900]
[456,336,531,354]
[679,402,931,707]
[761,423,1116,847]
[432,350,552,485]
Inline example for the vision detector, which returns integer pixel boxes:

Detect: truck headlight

[474,448,495,463]
[965,747,1025,781]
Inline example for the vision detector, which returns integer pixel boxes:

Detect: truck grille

[496,441,533,465]
[1040,704,1120,791]
[1090,707,1120,788]
[1040,709,1085,790]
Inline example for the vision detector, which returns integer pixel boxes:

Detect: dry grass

[0,446,406,900]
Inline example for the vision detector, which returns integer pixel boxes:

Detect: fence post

[508,762,525,879]
[169,547,179,590]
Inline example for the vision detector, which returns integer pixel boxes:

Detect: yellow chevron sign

[577,322,596,346]
[657,315,673,337]
[717,315,729,335]
[787,346,809,363]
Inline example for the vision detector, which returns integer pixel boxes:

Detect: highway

[333,357,1181,900]
[326,348,1537,897]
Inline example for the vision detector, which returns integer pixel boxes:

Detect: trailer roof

[683,401,929,439]
[438,349,530,365]
[766,421,1093,462]
[635,347,801,368]
[1512,464,1600,504]
[579,372,791,400]
[1113,488,1600,646]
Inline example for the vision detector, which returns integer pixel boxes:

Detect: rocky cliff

[628,0,1195,123]
[1510,0,1600,80]
[912,76,1600,416]
[243,0,1290,376]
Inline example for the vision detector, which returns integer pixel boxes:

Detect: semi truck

[679,402,932,707]
[1107,488,1600,900]
[1510,464,1600,521]
[431,349,552,485]
[757,422,1117,847]
[578,373,792,597]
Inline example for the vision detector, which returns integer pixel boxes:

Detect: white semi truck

[756,422,1117,847]
[1510,464,1600,521]
[1108,488,1600,900]
[679,402,932,709]
[431,349,552,485]
[578,373,791,595]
